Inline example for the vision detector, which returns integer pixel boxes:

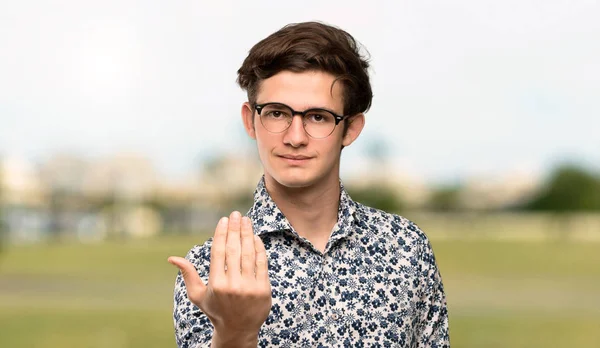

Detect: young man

[168,22,449,348]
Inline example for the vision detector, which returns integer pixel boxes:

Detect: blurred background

[1,0,599,347]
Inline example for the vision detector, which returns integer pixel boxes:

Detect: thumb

[168,256,207,304]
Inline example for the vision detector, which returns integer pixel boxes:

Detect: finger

[168,256,206,303]
[225,211,242,280]
[253,235,269,282]
[209,217,229,280]
[240,216,256,279]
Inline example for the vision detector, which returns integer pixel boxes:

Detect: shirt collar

[246,176,358,241]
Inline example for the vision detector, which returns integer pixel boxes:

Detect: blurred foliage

[0,159,4,253]
[347,184,404,213]
[229,192,255,215]
[427,184,463,212]
[525,164,600,211]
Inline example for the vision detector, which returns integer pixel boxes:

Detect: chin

[275,175,314,188]
[268,169,318,189]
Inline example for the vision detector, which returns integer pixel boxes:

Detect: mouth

[278,154,313,165]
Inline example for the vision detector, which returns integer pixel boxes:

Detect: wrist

[212,327,259,348]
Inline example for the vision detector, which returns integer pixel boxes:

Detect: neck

[264,173,341,251]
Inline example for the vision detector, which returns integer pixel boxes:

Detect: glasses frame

[253,102,348,139]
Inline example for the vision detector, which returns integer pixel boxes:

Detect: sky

[0,0,598,184]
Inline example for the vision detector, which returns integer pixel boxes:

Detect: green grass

[451,312,600,348]
[432,239,600,278]
[0,235,599,347]
[432,239,600,347]
[0,234,210,282]
[0,307,174,348]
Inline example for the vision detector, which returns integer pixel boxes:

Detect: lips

[277,154,313,165]
[279,154,312,160]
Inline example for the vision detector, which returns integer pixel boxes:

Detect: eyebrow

[258,101,340,114]
[305,105,337,112]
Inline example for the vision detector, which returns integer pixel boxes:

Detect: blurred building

[0,156,49,243]
[0,156,47,206]
[0,153,168,243]
[0,150,563,244]
[77,152,163,239]
[197,153,263,204]
[345,157,432,209]
[81,152,157,201]
[459,170,543,210]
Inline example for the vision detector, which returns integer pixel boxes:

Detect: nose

[282,114,309,147]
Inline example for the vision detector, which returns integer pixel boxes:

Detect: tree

[525,165,600,211]
[347,184,404,214]
[427,185,463,212]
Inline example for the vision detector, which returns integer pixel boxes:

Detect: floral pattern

[173,177,449,347]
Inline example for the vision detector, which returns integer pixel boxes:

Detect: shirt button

[331,313,338,321]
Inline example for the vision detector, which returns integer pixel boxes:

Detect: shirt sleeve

[173,241,214,348]
[417,237,450,348]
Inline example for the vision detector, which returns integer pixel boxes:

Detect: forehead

[256,70,344,111]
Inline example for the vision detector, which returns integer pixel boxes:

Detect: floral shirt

[173,177,450,347]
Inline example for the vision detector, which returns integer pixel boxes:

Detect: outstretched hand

[168,211,271,343]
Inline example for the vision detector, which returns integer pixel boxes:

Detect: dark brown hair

[237,21,373,116]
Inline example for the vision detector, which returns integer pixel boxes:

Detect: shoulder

[354,202,430,244]
[352,202,442,287]
[353,202,437,261]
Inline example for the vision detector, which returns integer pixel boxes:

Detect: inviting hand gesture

[168,211,271,347]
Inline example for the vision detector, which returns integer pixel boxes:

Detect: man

[168,21,449,347]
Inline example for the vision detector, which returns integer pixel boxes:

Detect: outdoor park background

[1,1,599,347]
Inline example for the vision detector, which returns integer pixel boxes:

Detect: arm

[417,238,450,348]
[170,212,271,348]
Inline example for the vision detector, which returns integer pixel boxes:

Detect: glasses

[254,102,348,139]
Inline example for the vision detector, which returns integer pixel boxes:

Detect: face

[242,70,365,189]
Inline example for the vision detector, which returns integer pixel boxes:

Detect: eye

[261,105,291,119]
[309,114,324,122]
[306,111,333,123]
[266,110,283,118]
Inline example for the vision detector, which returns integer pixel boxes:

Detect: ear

[241,102,256,139]
[342,113,365,147]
